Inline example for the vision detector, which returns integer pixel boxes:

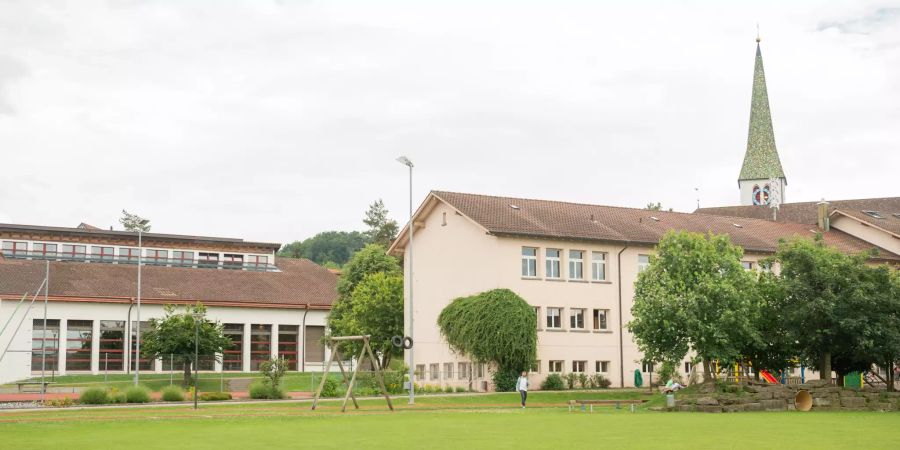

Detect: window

[444,362,454,379]
[430,363,440,380]
[591,252,607,281]
[250,324,272,371]
[1,241,27,256]
[531,360,541,373]
[568,250,584,279]
[98,321,125,371]
[173,251,195,267]
[223,324,244,371]
[146,249,168,265]
[638,254,650,272]
[199,252,219,268]
[278,325,299,371]
[862,210,884,219]
[458,362,468,380]
[741,261,754,270]
[549,360,563,373]
[33,243,57,258]
[593,309,609,331]
[521,247,538,277]
[304,326,325,363]
[92,246,114,261]
[223,254,243,269]
[120,247,140,264]
[642,361,654,373]
[61,244,87,260]
[66,320,93,371]
[546,307,562,329]
[545,249,561,278]
[475,363,484,378]
[572,360,586,373]
[31,319,60,372]
[130,321,152,371]
[570,308,585,329]
[248,255,268,270]
[415,364,425,379]
[596,361,609,373]
[684,361,693,374]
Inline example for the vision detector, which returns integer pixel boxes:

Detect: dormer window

[862,210,884,219]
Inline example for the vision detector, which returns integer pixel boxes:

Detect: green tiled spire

[739,41,786,182]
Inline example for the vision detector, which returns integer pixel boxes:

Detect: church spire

[738,40,785,183]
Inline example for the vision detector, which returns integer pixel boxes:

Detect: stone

[677,405,696,412]
[697,405,723,413]
[723,404,746,413]
[756,391,774,400]
[812,397,831,407]
[760,399,785,411]
[648,406,664,412]
[839,389,858,397]
[745,402,763,412]
[840,397,867,408]
[697,396,719,406]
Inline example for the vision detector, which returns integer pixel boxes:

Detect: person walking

[516,371,529,409]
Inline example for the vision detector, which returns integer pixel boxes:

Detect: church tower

[738,37,787,206]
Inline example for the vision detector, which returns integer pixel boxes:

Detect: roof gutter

[617,244,628,388]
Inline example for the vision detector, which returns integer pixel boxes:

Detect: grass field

[6,372,336,392]
[1,391,898,449]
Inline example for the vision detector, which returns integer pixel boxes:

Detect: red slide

[760,369,778,384]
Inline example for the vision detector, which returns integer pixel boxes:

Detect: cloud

[817,7,900,34]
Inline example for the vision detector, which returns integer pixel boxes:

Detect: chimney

[816,199,830,231]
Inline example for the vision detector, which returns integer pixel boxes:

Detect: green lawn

[1,392,898,449]
[7,372,336,392]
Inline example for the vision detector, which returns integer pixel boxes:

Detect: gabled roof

[0,257,337,309]
[739,42,786,182]
[390,191,899,261]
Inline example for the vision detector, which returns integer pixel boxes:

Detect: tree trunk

[820,352,832,385]
[889,364,896,393]
[183,361,193,387]
[702,359,713,382]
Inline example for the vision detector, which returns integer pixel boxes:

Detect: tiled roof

[413,191,899,260]
[739,43,785,181]
[696,197,900,236]
[0,257,337,308]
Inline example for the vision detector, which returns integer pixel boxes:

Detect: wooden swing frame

[310,335,394,412]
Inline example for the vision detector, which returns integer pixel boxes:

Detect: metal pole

[134,229,142,386]
[407,163,415,405]
[170,354,173,386]
[194,317,199,410]
[41,260,48,403]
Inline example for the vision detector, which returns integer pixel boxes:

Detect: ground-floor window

[444,363,454,379]
[458,362,468,380]
[31,319,60,372]
[250,324,272,371]
[278,325,299,370]
[304,326,325,363]
[415,364,425,379]
[223,324,244,371]
[430,363,439,380]
[99,320,125,371]
[572,360,586,373]
[596,361,609,373]
[549,360,563,373]
[130,321,153,371]
[66,320,93,371]
[642,361,654,373]
[684,361,693,374]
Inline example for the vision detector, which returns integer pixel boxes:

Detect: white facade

[739,177,786,206]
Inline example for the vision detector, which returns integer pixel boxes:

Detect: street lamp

[134,219,150,386]
[396,155,414,405]
[191,311,203,410]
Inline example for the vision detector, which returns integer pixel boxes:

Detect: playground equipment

[759,369,778,384]
[310,335,394,412]
[795,390,812,412]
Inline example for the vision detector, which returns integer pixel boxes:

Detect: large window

[2,241,27,256]
[570,308,585,329]
[444,362,454,380]
[430,363,440,380]
[33,243,58,258]
[415,364,425,379]
[248,255,269,270]
[278,325,299,371]
[66,320,93,371]
[223,324,244,371]
[591,252,607,281]
[458,362,468,380]
[304,326,325,363]
[596,361,609,373]
[173,251,195,267]
[568,250,584,280]
[99,320,125,371]
[223,254,243,269]
[521,247,538,277]
[545,249,561,279]
[92,246,114,261]
[62,244,87,260]
[199,252,219,268]
[31,319,60,372]
[120,247,140,264]
[638,254,650,272]
[130,321,153,371]
[250,324,272,371]
[146,249,168,265]
[572,360,586,373]
[549,360,563,373]
[593,309,609,331]
[546,307,562,329]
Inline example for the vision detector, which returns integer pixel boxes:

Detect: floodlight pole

[194,313,200,410]
[396,156,415,405]
[41,260,48,403]
[134,227,143,386]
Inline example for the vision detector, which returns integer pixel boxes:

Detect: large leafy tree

[346,273,404,368]
[140,304,232,386]
[363,199,399,248]
[741,266,797,377]
[278,231,367,266]
[628,231,761,381]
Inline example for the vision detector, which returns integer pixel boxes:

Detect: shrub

[44,397,75,407]
[250,382,288,400]
[541,374,565,391]
[444,386,454,393]
[125,386,151,403]
[577,373,589,389]
[594,374,611,389]
[565,373,577,390]
[455,386,466,393]
[79,388,108,405]
[259,357,288,388]
[492,368,519,392]
[320,378,339,398]
[200,391,232,401]
[107,387,126,404]
[161,385,185,402]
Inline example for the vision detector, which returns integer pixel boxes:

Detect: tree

[742,265,797,378]
[347,273,404,368]
[644,202,673,212]
[628,231,761,381]
[278,231,367,266]
[437,289,537,381]
[363,199,399,247]
[140,304,232,386]
[119,210,151,232]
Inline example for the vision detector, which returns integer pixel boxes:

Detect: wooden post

[364,337,394,411]
[335,356,359,410]
[340,343,368,412]
[311,346,340,410]
[310,335,394,412]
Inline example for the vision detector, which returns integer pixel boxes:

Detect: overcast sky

[1,1,898,245]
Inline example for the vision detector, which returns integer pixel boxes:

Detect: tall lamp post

[192,312,202,410]
[396,155,414,405]
[134,220,150,386]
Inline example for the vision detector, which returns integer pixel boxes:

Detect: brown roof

[390,191,899,260]
[0,257,337,309]
[696,197,900,237]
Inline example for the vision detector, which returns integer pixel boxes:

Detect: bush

[492,368,519,392]
[592,374,611,389]
[107,387,126,404]
[444,386,454,393]
[125,386,151,403]
[320,378,339,398]
[79,388,108,405]
[541,374,565,391]
[565,373,577,389]
[200,391,232,401]
[455,386,466,393]
[577,373,589,389]
[249,382,287,399]
[161,385,185,402]
[43,397,75,407]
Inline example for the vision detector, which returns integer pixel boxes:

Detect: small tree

[260,358,288,388]
[363,199,399,248]
[140,304,232,386]
[349,273,404,368]
[119,210,151,232]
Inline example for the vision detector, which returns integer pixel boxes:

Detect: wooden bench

[568,399,645,412]
[16,381,54,393]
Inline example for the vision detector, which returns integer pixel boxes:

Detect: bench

[568,399,645,412]
[16,381,54,393]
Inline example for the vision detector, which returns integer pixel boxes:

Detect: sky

[1,1,898,245]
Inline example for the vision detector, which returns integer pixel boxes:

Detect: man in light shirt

[516,371,529,408]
